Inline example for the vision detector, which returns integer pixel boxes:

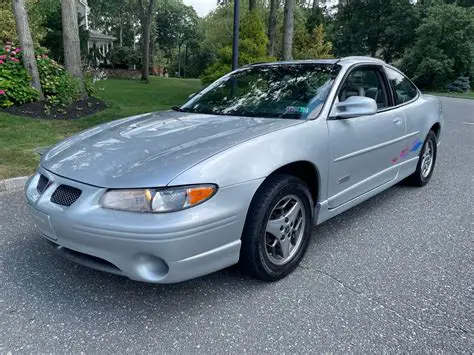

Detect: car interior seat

[339,86,365,101]
[365,87,387,108]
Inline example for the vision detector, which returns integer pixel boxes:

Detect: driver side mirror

[330,96,377,119]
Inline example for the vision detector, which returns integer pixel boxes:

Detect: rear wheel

[405,131,437,187]
[240,174,313,281]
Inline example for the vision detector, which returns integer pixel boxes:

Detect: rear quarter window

[385,67,418,105]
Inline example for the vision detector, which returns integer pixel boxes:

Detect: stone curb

[0,176,29,192]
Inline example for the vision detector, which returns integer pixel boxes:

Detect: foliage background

[1,0,473,91]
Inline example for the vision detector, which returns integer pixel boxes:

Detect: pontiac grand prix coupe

[25,57,443,283]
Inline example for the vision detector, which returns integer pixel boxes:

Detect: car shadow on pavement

[310,181,414,242]
[3,229,268,319]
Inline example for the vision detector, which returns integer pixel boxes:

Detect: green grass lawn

[427,91,474,100]
[0,77,201,179]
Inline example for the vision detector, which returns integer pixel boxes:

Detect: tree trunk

[61,0,84,91]
[139,0,155,83]
[177,44,181,77]
[133,26,136,51]
[249,0,257,11]
[268,0,278,57]
[150,39,155,74]
[312,0,319,12]
[184,45,188,78]
[11,0,44,99]
[119,13,123,47]
[282,0,295,60]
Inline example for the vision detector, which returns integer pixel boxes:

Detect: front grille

[37,174,49,194]
[50,185,82,207]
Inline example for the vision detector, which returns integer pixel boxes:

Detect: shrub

[108,46,141,69]
[0,43,40,107]
[446,76,471,93]
[0,43,87,107]
[36,49,82,105]
[102,68,141,80]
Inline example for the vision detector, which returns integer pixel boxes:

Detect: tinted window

[339,67,388,109]
[385,67,418,105]
[181,64,341,119]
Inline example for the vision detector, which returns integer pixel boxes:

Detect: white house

[76,0,117,58]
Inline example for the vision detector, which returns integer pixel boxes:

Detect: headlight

[101,185,217,213]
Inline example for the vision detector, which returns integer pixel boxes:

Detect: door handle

[393,118,403,125]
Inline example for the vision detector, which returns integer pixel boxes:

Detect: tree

[155,0,200,76]
[282,0,295,60]
[294,24,332,59]
[268,0,278,57]
[445,0,474,6]
[201,10,274,84]
[305,0,324,34]
[61,0,84,89]
[402,4,474,89]
[138,0,156,82]
[88,0,138,48]
[379,0,419,62]
[2,2,19,43]
[36,0,89,64]
[1,0,48,44]
[331,0,418,62]
[249,0,257,11]
[11,0,43,99]
[312,0,319,11]
[218,0,258,11]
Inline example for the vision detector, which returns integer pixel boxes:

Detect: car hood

[42,111,302,188]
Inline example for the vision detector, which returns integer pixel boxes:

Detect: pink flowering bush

[0,43,84,107]
[0,43,39,107]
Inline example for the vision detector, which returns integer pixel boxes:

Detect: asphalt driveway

[1,97,472,353]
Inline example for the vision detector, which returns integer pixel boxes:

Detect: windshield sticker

[286,106,309,114]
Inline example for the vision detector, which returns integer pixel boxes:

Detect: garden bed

[1,97,107,119]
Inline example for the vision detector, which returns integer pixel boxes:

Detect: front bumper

[25,167,263,283]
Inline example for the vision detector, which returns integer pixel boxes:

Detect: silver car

[25,57,443,283]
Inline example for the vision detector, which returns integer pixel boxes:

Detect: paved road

[1,97,473,353]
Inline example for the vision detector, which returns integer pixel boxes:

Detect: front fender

[168,119,330,201]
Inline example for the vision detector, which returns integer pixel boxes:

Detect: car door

[326,65,406,209]
[384,66,423,148]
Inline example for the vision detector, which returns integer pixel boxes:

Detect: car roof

[247,56,387,68]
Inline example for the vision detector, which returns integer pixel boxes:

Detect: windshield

[180,63,341,119]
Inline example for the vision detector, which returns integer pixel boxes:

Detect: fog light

[134,254,169,282]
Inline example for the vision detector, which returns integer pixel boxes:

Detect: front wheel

[405,130,437,187]
[239,174,313,281]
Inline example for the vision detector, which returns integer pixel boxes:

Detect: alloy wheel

[264,195,306,266]
[421,139,435,179]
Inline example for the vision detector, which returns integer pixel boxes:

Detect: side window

[339,67,388,109]
[385,67,418,105]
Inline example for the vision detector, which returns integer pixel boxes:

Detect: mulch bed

[1,97,107,119]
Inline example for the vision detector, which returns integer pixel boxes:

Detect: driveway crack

[313,268,362,295]
[311,268,471,336]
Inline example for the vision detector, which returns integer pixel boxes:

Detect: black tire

[405,130,437,187]
[239,174,313,281]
